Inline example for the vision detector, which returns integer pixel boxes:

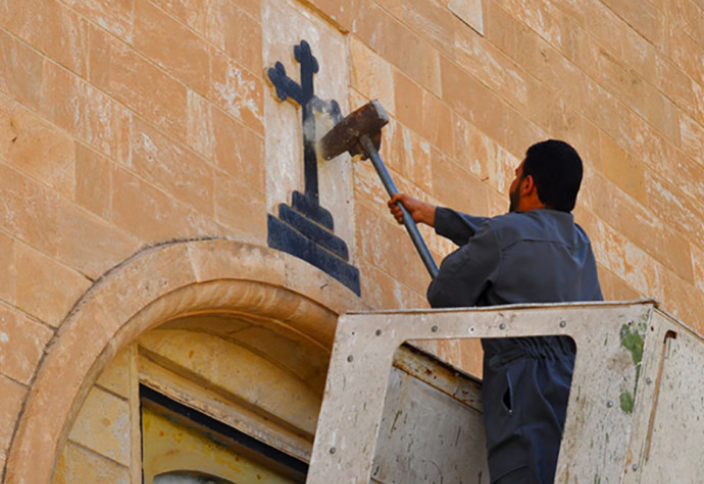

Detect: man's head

[509,139,583,213]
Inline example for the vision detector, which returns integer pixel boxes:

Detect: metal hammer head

[318,100,390,160]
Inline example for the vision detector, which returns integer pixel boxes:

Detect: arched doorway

[5,240,365,484]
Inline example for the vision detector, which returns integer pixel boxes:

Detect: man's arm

[427,221,501,308]
[388,194,436,226]
[388,194,490,246]
[434,208,491,247]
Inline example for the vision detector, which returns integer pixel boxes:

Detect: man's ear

[521,174,536,196]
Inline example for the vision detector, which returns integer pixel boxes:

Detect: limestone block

[595,264,640,302]
[206,0,263,75]
[0,375,27,460]
[131,117,216,217]
[214,171,267,243]
[654,56,694,120]
[435,337,483,376]
[40,61,133,163]
[161,309,332,395]
[657,266,704,333]
[440,56,514,151]
[186,90,215,160]
[211,107,265,194]
[14,242,90,328]
[53,442,129,484]
[56,201,142,281]
[0,0,89,77]
[355,203,429,295]
[599,133,645,204]
[449,0,484,34]
[96,345,135,399]
[581,168,693,283]
[694,75,704,125]
[0,158,58,254]
[89,25,188,140]
[0,305,53,384]
[69,387,131,466]
[452,115,518,195]
[354,1,442,96]
[577,209,660,298]
[432,156,490,216]
[393,0,458,58]
[357,259,427,311]
[299,0,363,33]
[0,91,76,199]
[210,49,264,135]
[0,29,43,110]
[134,1,211,97]
[645,173,704,249]
[61,0,135,43]
[680,115,704,168]
[0,233,13,304]
[454,25,527,111]
[350,37,395,116]
[493,0,567,50]
[600,0,659,43]
[394,71,454,155]
[109,165,225,243]
[150,0,210,34]
[659,21,704,87]
[692,243,704,295]
[76,144,112,219]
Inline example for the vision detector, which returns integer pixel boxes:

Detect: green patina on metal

[619,322,647,414]
[619,391,635,414]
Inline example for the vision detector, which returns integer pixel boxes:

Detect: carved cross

[267,40,341,205]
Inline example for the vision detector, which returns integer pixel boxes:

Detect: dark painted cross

[266,40,360,295]
[267,40,342,207]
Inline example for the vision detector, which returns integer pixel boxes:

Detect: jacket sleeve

[434,207,492,247]
[427,219,501,308]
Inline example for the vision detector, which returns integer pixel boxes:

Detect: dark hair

[523,139,583,212]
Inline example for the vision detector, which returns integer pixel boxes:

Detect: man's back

[427,208,603,311]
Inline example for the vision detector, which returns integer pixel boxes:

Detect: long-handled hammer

[318,101,439,278]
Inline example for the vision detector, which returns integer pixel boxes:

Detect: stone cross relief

[266,40,360,295]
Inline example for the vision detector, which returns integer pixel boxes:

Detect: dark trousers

[482,340,575,484]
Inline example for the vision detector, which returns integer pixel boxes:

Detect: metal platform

[306,300,704,483]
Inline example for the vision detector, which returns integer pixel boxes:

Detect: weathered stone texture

[2,0,704,480]
[68,387,131,467]
[0,375,26,476]
[0,305,53,385]
[53,443,130,484]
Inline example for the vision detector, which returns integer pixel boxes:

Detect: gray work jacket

[427,207,603,356]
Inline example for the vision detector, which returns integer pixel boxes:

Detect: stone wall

[1,0,704,482]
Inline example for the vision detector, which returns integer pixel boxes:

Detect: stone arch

[5,239,366,484]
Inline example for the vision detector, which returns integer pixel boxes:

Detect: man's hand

[388,194,436,227]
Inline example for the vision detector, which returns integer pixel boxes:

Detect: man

[388,140,603,484]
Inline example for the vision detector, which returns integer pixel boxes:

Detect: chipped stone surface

[68,387,131,466]
[0,305,53,384]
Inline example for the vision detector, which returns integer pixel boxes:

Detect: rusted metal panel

[306,301,683,484]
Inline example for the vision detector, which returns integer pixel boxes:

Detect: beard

[509,185,519,212]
